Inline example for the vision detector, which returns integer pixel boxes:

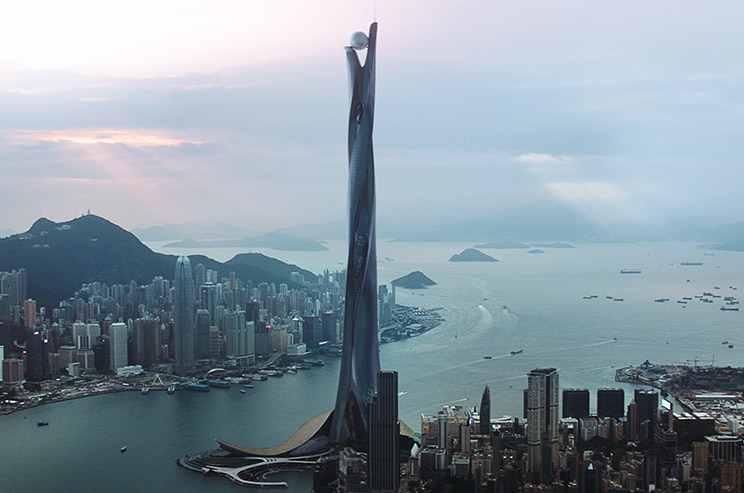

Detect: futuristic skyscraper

[174,256,195,375]
[329,21,381,446]
[184,25,383,472]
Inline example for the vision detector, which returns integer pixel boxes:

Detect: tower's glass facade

[329,22,381,446]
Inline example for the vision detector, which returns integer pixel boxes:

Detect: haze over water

[2,240,742,491]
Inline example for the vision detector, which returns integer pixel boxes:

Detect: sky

[2,0,743,235]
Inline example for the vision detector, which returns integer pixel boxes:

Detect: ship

[166,385,176,394]
[37,421,49,426]
[681,262,703,266]
[181,381,210,392]
[510,349,523,355]
[620,269,641,274]
[141,386,150,395]
[207,379,230,388]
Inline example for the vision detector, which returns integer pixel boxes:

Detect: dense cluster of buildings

[400,368,740,493]
[0,260,398,390]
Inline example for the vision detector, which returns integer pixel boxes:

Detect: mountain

[0,215,317,310]
[131,221,257,241]
[163,232,328,251]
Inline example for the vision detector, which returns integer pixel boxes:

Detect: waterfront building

[174,256,195,375]
[132,317,161,367]
[25,326,48,381]
[77,349,95,371]
[368,371,399,493]
[58,346,78,374]
[2,358,23,390]
[109,322,128,373]
[597,388,625,418]
[302,315,322,348]
[526,367,559,484]
[562,388,590,419]
[180,23,384,484]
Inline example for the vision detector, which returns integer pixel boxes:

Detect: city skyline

[2,1,744,235]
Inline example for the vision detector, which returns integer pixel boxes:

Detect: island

[391,271,436,289]
[449,248,498,262]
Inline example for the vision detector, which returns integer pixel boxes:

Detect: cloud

[10,129,204,147]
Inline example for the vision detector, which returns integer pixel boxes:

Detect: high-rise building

[195,309,211,359]
[597,388,625,419]
[174,256,195,375]
[368,371,399,493]
[109,322,128,373]
[25,327,48,381]
[23,298,37,327]
[634,388,659,440]
[198,22,385,468]
[526,367,559,484]
[479,385,491,435]
[2,358,23,390]
[562,388,590,418]
[330,21,381,446]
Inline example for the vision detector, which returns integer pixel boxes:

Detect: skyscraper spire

[479,385,491,436]
[174,256,195,375]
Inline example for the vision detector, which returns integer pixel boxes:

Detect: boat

[614,298,624,302]
[510,349,523,355]
[620,269,641,274]
[729,344,734,348]
[681,262,703,266]
[240,389,246,394]
[121,446,127,453]
[181,381,210,392]
[207,379,230,388]
[167,385,176,394]
[483,355,492,359]
[242,383,254,389]
[720,306,739,311]
[37,421,49,426]
[141,386,150,395]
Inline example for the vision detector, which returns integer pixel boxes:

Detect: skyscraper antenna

[374,0,377,21]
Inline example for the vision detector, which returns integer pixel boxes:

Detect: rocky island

[449,248,498,262]
[391,271,436,289]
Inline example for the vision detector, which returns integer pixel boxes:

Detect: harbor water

[1,240,742,492]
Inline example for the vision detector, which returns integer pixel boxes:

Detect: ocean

[1,240,742,492]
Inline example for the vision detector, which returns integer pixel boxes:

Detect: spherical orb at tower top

[350,31,369,51]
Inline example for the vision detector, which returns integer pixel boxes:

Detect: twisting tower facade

[329,22,381,445]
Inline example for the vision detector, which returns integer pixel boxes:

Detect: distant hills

[163,232,327,251]
[0,215,317,310]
